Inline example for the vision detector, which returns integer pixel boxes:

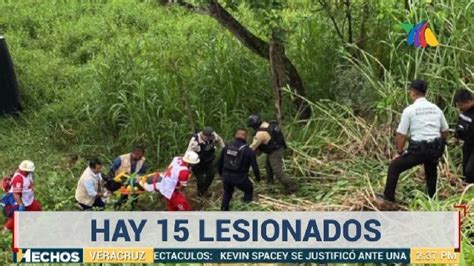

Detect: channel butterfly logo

[401,21,439,48]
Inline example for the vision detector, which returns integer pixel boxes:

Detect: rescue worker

[377,80,448,203]
[186,127,225,197]
[247,114,298,194]
[110,146,147,177]
[75,158,106,210]
[108,146,147,208]
[4,160,42,232]
[218,128,261,211]
[453,88,474,184]
[140,151,200,211]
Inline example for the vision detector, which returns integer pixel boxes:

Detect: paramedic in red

[166,155,194,211]
[4,160,42,232]
[141,151,200,211]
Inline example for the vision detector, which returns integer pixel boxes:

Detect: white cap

[19,160,35,172]
[182,151,200,164]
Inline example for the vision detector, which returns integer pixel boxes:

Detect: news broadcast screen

[0,0,473,265]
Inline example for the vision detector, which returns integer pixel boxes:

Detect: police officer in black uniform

[454,88,474,184]
[247,115,298,193]
[186,127,225,196]
[217,128,261,211]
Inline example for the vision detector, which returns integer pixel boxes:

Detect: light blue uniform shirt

[397,97,449,141]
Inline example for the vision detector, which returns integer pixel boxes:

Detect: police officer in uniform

[247,114,298,194]
[217,128,260,211]
[453,88,474,184]
[378,80,449,203]
[187,127,225,196]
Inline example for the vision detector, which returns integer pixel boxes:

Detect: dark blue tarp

[0,35,21,115]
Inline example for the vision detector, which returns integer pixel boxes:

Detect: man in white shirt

[75,158,106,210]
[378,80,449,203]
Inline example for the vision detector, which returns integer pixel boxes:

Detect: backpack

[223,143,247,171]
[1,192,17,218]
[1,175,20,218]
[258,121,287,153]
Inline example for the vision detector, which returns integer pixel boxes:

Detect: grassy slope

[0,0,473,264]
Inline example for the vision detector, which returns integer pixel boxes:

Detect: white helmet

[19,160,35,172]
[182,151,200,164]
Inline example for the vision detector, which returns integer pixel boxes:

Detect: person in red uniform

[4,160,42,232]
[141,151,200,211]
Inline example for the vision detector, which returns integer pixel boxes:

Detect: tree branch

[344,0,353,44]
[173,0,311,119]
[269,31,286,125]
[206,0,269,59]
[318,0,345,43]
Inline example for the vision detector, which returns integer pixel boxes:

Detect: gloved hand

[18,205,26,211]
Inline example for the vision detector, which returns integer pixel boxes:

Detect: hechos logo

[15,249,82,263]
[401,21,439,48]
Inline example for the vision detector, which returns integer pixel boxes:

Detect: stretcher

[112,172,157,195]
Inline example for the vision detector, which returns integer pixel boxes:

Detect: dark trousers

[265,149,297,192]
[78,197,105,211]
[384,145,441,202]
[193,160,215,195]
[221,174,253,211]
[114,194,138,209]
[462,144,474,183]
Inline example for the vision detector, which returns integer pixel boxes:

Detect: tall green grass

[0,0,275,166]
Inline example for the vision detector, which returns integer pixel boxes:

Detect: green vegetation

[0,0,473,264]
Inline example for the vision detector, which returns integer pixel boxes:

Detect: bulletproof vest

[456,111,474,142]
[257,121,287,154]
[195,134,216,162]
[223,142,247,171]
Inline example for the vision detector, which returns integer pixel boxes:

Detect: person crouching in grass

[75,158,106,210]
[2,160,42,252]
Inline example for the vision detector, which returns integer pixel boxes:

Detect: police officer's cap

[409,80,428,94]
